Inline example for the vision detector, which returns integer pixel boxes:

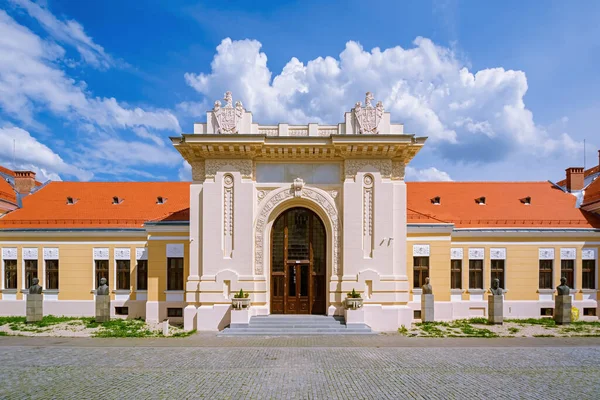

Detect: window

[490,260,505,289]
[115,307,129,316]
[167,257,184,291]
[137,260,148,291]
[95,260,109,288]
[561,260,574,288]
[413,257,429,288]
[24,260,38,289]
[539,260,553,289]
[167,308,183,318]
[413,310,421,319]
[582,260,595,289]
[4,260,17,289]
[45,260,59,290]
[583,308,596,316]
[450,260,462,289]
[540,307,554,317]
[116,260,130,290]
[469,260,483,289]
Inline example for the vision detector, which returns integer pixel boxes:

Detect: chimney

[13,171,36,194]
[565,167,584,192]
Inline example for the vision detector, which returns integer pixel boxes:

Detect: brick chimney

[565,167,584,192]
[13,171,36,194]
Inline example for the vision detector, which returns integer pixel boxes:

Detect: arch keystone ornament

[254,185,341,276]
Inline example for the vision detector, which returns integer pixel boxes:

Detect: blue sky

[0,0,599,183]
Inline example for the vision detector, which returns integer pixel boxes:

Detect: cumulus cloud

[178,161,191,181]
[7,0,115,69]
[0,126,92,181]
[406,166,453,182]
[183,37,582,164]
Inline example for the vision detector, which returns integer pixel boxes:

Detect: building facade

[0,92,599,331]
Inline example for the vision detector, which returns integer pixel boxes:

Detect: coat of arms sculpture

[213,91,244,134]
[353,92,384,134]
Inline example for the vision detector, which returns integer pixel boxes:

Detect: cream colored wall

[147,238,189,302]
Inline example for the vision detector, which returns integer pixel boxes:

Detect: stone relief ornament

[468,248,484,260]
[450,248,463,260]
[582,248,596,260]
[413,245,430,257]
[2,248,17,260]
[538,248,555,260]
[293,178,305,198]
[560,248,576,260]
[43,248,59,260]
[93,248,109,260]
[490,248,506,260]
[344,159,392,179]
[391,161,406,180]
[136,248,148,261]
[22,248,38,260]
[114,248,130,260]
[205,159,253,179]
[353,92,384,134]
[213,91,244,134]
[190,161,206,181]
[255,186,340,275]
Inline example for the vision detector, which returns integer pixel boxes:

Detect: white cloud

[8,0,115,69]
[0,125,92,181]
[178,161,191,181]
[183,37,582,163]
[406,166,453,182]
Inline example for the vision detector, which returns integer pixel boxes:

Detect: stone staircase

[219,315,374,336]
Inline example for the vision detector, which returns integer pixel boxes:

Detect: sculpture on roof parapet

[353,91,384,134]
[213,91,244,134]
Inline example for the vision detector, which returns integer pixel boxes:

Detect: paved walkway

[1,335,599,399]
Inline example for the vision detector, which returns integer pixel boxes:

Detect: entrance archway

[270,207,326,314]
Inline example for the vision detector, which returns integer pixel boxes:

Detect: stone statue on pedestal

[422,277,433,294]
[557,277,570,295]
[29,277,43,294]
[97,277,109,295]
[490,278,503,296]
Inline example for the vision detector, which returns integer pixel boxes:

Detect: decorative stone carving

[450,248,463,260]
[363,175,374,257]
[293,178,305,198]
[582,248,596,260]
[224,174,234,257]
[190,160,206,181]
[327,190,338,199]
[22,248,38,260]
[114,248,130,260]
[344,159,392,179]
[490,248,506,260]
[289,129,308,136]
[136,248,148,260]
[539,248,555,260]
[469,248,484,260]
[2,248,17,260]
[93,248,109,260]
[166,244,184,258]
[318,128,337,136]
[413,244,430,257]
[560,248,576,260]
[205,159,253,180]
[391,160,405,180]
[213,91,244,134]
[43,248,59,260]
[259,128,279,136]
[353,92,384,134]
[255,186,340,275]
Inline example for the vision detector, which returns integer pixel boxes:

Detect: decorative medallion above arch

[254,185,341,276]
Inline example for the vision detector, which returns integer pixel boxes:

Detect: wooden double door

[271,207,326,314]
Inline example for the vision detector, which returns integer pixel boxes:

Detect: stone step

[219,330,375,336]
[220,315,374,336]
[247,323,345,329]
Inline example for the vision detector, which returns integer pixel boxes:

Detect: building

[0,92,598,331]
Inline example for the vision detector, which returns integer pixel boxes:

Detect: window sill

[135,290,148,293]
[44,290,59,294]
[467,289,485,294]
[450,289,465,294]
[112,290,131,294]
[0,289,18,294]
[163,290,185,294]
[580,289,597,293]
[537,289,554,294]
[411,289,423,294]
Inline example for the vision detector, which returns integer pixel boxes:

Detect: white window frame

[114,248,131,291]
[92,248,109,290]
[42,248,59,291]
[560,248,577,289]
[582,248,597,290]
[22,248,39,291]
[1,248,18,291]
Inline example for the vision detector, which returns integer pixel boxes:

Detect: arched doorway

[271,207,326,314]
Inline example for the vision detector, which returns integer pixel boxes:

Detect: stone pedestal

[554,295,572,325]
[26,293,43,323]
[95,295,111,323]
[230,308,251,328]
[421,294,434,322]
[344,307,365,325]
[488,295,503,324]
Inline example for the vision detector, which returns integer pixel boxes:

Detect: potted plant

[345,288,363,310]
[232,289,251,310]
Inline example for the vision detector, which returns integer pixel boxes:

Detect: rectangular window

[450,260,462,289]
[413,256,429,288]
[24,260,38,289]
[582,260,595,289]
[167,307,183,318]
[115,307,129,316]
[538,260,553,289]
[561,260,574,288]
[116,260,131,290]
[469,260,483,289]
[4,260,17,289]
[95,260,109,288]
[137,260,148,291]
[583,308,596,316]
[540,307,554,317]
[45,260,59,290]
[167,257,184,291]
[490,260,505,289]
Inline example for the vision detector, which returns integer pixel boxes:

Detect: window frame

[490,259,505,289]
[4,259,18,290]
[413,256,430,289]
[136,259,148,291]
[116,259,131,290]
[450,259,462,289]
[538,259,553,290]
[468,259,484,289]
[45,259,59,290]
[582,259,595,290]
[560,259,575,289]
[167,257,184,291]
[95,259,109,290]
[24,259,38,290]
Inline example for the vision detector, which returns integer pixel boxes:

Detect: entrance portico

[173,91,425,331]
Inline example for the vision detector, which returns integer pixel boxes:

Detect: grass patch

[572,320,600,327]
[468,317,489,325]
[398,326,409,336]
[451,319,497,338]
[418,322,445,337]
[92,318,159,338]
[0,316,26,325]
[170,329,196,338]
[505,318,556,327]
[508,327,520,334]
[0,331,8,336]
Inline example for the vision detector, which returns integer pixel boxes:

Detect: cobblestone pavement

[0,336,599,399]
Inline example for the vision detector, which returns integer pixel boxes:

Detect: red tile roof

[1,180,599,230]
[583,177,600,208]
[0,177,17,204]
